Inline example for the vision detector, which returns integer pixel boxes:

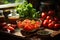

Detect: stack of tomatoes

[41,10,60,29]
[17,19,41,31]
[0,22,16,32]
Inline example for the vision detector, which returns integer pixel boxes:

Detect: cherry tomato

[24,24,32,31]
[48,22,55,29]
[48,19,52,23]
[41,12,47,18]
[48,10,55,16]
[46,16,51,20]
[17,21,23,28]
[54,24,60,29]
[7,26,14,31]
[43,20,48,27]
[11,24,16,28]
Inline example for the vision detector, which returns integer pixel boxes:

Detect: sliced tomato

[35,21,40,25]
[24,25,31,31]
[23,19,31,23]
[17,21,23,28]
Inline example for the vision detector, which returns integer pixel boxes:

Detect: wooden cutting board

[13,28,60,37]
[44,29,60,37]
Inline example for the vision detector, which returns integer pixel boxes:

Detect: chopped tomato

[17,21,23,28]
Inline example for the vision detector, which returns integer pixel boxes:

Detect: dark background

[0,0,60,40]
[27,0,60,11]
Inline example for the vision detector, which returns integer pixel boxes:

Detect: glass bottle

[0,10,5,23]
[8,9,19,24]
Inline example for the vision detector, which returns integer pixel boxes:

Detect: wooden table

[14,28,60,37]
[0,3,20,10]
[0,28,60,40]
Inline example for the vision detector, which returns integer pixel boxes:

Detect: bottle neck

[10,9,17,16]
[0,10,4,16]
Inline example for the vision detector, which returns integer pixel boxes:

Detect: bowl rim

[16,18,42,32]
[37,30,51,35]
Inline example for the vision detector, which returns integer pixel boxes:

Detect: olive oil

[8,9,19,24]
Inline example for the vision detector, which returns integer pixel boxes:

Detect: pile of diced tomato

[17,19,41,31]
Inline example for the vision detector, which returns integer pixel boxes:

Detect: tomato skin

[35,21,40,25]
[48,19,52,23]
[46,16,51,20]
[48,22,54,29]
[24,19,31,23]
[54,24,60,29]
[48,10,55,16]
[41,12,47,18]
[7,26,14,31]
[24,25,32,31]
[43,20,48,27]
[17,19,41,31]
[17,21,23,28]
[11,24,16,28]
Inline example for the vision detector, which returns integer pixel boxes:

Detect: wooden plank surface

[13,28,60,37]
[0,3,20,9]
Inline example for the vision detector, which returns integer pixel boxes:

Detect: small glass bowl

[16,18,42,32]
[37,30,51,36]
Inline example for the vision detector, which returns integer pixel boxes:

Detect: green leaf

[16,1,40,19]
